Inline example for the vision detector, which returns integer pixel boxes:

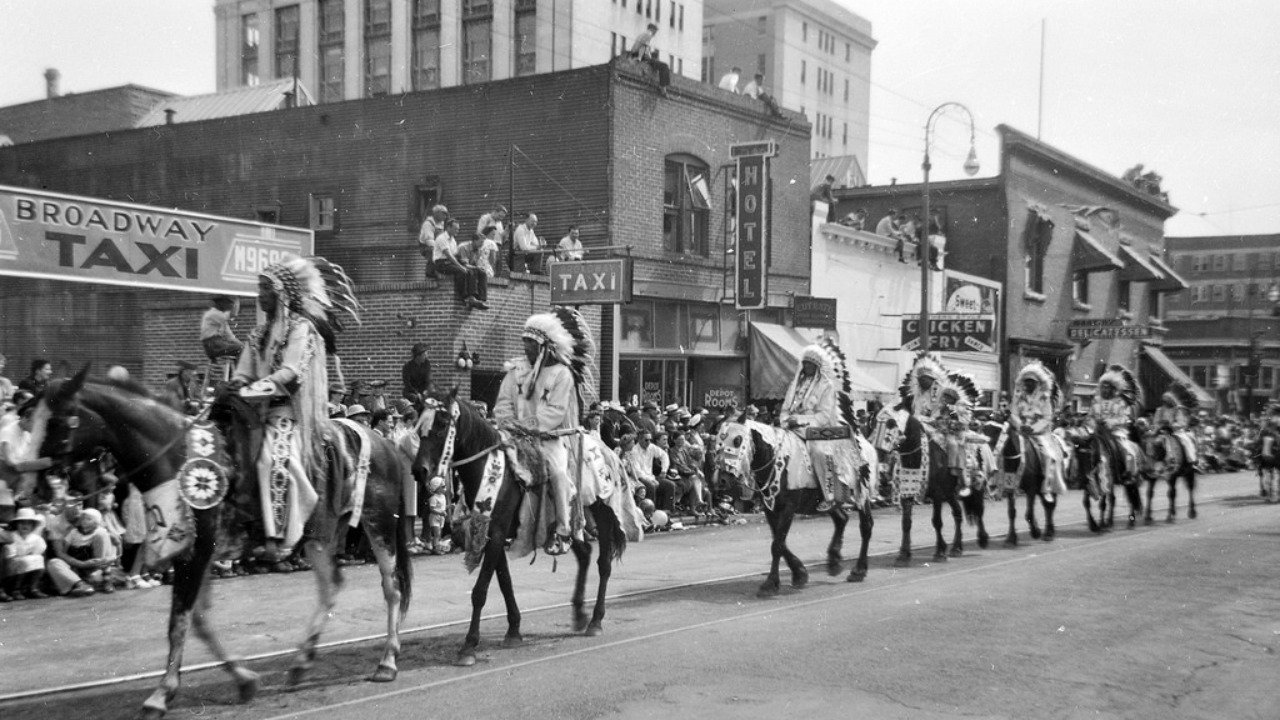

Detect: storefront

[617,297,750,409]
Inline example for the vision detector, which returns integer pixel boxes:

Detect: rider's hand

[784,417,800,430]
[227,378,247,391]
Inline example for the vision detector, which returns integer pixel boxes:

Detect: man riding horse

[779,340,864,512]
[227,254,359,563]
[1011,361,1068,500]
[1154,381,1199,465]
[1088,364,1143,493]
[905,354,968,488]
[493,307,595,557]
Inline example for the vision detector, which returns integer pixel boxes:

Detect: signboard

[793,295,837,329]
[548,257,633,305]
[733,142,772,310]
[0,184,312,296]
[901,314,997,352]
[943,270,1001,351]
[730,140,777,158]
[1066,318,1151,340]
[702,384,745,409]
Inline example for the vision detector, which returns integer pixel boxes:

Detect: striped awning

[1118,244,1163,282]
[1147,254,1189,292]
[1072,231,1123,273]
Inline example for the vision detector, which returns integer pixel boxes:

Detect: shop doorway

[618,358,687,407]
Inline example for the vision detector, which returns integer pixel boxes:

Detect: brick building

[0,61,810,407]
[1163,234,1280,414]
[833,124,1206,410]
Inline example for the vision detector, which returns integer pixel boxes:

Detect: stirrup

[543,534,572,556]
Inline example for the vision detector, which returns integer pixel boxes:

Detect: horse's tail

[395,498,413,617]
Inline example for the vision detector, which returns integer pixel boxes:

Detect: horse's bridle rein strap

[433,400,461,480]
[56,400,207,487]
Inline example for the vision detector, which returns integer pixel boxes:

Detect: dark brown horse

[34,369,411,720]
[997,425,1059,544]
[893,414,965,563]
[714,417,873,592]
[1144,430,1197,523]
[412,389,628,667]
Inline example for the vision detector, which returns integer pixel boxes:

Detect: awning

[1072,230,1123,273]
[1147,254,1189,292]
[1118,244,1163,282]
[749,322,896,401]
[1139,345,1215,408]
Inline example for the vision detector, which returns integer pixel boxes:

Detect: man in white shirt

[718,66,742,93]
[742,73,764,99]
[476,204,507,243]
[556,225,584,261]
[432,219,488,309]
[621,431,669,502]
[512,213,544,274]
[472,225,501,278]
[418,204,449,278]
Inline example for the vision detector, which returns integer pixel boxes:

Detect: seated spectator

[47,505,117,596]
[200,296,243,363]
[840,208,868,231]
[512,213,545,274]
[556,225,585,261]
[432,218,489,310]
[718,66,742,93]
[0,395,54,504]
[473,225,502,278]
[476,204,508,244]
[418,204,450,275]
[875,209,902,239]
[742,73,765,99]
[668,431,708,513]
[626,23,671,92]
[1,507,47,601]
[811,175,837,223]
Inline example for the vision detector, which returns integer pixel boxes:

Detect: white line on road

[259,507,1223,720]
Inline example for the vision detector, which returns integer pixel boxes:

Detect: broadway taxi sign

[901,314,997,352]
[0,185,312,296]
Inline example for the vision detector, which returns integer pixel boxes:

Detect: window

[412,0,441,90]
[663,154,711,256]
[1148,288,1163,320]
[1023,211,1051,294]
[800,60,806,84]
[1072,272,1089,304]
[842,122,847,147]
[1211,284,1225,302]
[757,53,766,75]
[701,56,711,83]
[1231,283,1245,302]
[1213,254,1227,271]
[802,22,808,42]
[274,6,300,79]
[318,0,344,102]
[1232,253,1246,271]
[669,1,676,28]
[846,42,850,62]
[844,78,849,102]
[410,178,442,232]
[654,0,659,23]
[240,13,260,86]
[462,0,493,84]
[514,0,536,76]
[757,16,766,35]
[309,194,335,232]
[679,3,684,31]
[1117,279,1131,312]
[364,0,391,96]
[255,203,281,224]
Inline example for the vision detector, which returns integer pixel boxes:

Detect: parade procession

[2,2,1280,719]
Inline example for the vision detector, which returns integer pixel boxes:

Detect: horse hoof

[455,652,477,668]
[826,556,844,577]
[757,580,780,597]
[791,567,810,589]
[846,568,867,583]
[1042,531,1055,542]
[948,544,963,558]
[285,665,308,687]
[1003,534,1017,547]
[1165,515,1175,524]
[572,611,590,633]
[585,622,604,637]
[1144,516,1154,526]
[369,664,397,683]
[932,551,948,563]
[1029,526,1042,540]
[977,532,989,549]
[502,633,524,648]
[893,553,912,568]
[237,672,260,702]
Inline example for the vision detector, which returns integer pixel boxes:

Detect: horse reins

[54,397,207,488]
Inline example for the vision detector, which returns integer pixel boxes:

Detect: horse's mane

[101,376,156,399]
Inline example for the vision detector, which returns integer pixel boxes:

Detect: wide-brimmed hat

[346,404,370,418]
[6,507,44,530]
[687,413,703,427]
[328,381,348,395]
[410,342,430,357]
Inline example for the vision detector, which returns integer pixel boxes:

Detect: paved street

[3,470,1278,720]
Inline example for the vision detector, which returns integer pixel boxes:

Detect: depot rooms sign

[901,314,997,352]
[733,141,775,310]
[0,185,312,296]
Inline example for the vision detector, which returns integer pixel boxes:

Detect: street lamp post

[919,103,981,354]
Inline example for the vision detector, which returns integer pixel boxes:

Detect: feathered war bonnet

[947,370,980,407]
[1015,360,1061,412]
[259,254,361,352]
[898,353,947,410]
[1099,363,1142,406]
[797,337,858,428]
[1162,381,1198,410]
[521,307,597,402]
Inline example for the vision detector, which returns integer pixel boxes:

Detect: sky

[1,0,1278,237]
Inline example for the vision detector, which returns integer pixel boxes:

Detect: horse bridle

[46,396,203,488]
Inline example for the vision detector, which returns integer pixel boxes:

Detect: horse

[714,417,873,592]
[413,389,632,667]
[995,425,1061,544]
[34,369,412,720]
[892,414,964,564]
[1080,429,1145,531]
[1144,430,1197,522]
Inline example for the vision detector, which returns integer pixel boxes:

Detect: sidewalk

[0,471,1262,698]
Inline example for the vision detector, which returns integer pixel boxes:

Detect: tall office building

[215,0,703,103]
[703,0,874,167]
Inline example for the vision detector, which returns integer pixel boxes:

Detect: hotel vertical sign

[732,141,775,310]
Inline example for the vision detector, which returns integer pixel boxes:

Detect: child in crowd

[426,476,447,555]
[1,507,48,600]
[59,508,121,594]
